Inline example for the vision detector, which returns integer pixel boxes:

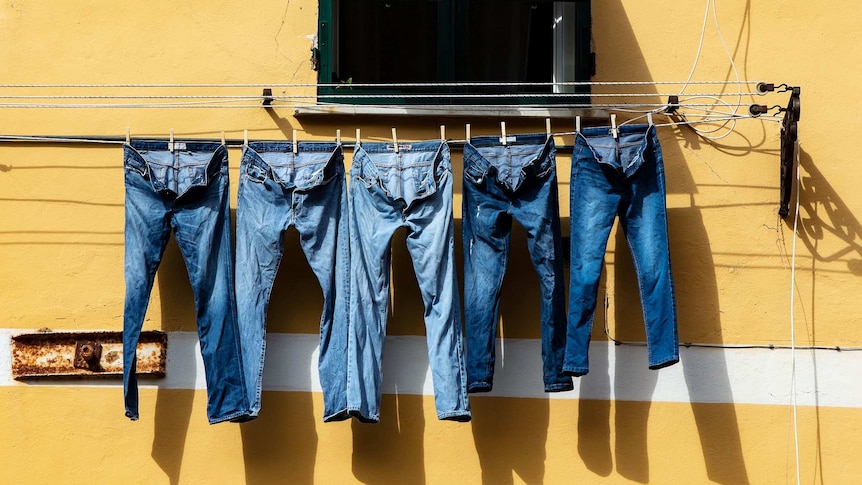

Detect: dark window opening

[318,0,592,105]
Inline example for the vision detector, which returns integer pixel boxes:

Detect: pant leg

[294,169,351,421]
[346,175,401,423]
[513,170,573,391]
[461,170,512,393]
[565,156,621,376]
[405,168,471,421]
[173,168,250,424]
[618,141,679,370]
[235,164,292,418]
[122,163,172,421]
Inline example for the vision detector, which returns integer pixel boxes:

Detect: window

[316,0,592,105]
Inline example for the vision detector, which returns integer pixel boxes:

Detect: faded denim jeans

[347,140,471,423]
[566,125,679,376]
[123,141,250,424]
[235,142,350,422]
[462,134,572,393]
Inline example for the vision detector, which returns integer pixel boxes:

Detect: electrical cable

[788,138,802,485]
[675,0,746,141]
[0,81,765,89]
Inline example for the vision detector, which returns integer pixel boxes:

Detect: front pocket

[244,163,268,184]
[464,163,487,185]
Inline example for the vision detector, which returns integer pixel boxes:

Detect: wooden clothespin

[500,121,507,146]
[355,128,361,147]
[292,129,298,154]
[243,130,249,147]
[336,129,341,145]
[168,129,174,152]
[545,118,552,141]
[220,131,226,145]
[440,125,446,142]
[125,127,130,145]
[392,127,399,153]
[610,114,618,140]
[575,116,581,134]
[465,123,471,143]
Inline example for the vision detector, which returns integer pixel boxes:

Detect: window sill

[292,104,608,120]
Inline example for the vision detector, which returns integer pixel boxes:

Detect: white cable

[675,0,749,141]
[0,81,764,89]
[788,138,802,485]
[0,91,763,100]
[679,0,712,96]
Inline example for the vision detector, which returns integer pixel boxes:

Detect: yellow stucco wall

[1,1,860,483]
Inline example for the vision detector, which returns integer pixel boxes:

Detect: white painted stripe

[2,329,860,408]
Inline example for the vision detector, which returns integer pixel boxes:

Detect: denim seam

[347,407,379,422]
[623,223,655,365]
[208,410,251,425]
[322,407,350,422]
[545,382,574,392]
[437,410,471,420]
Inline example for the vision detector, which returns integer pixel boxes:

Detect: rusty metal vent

[11,330,167,379]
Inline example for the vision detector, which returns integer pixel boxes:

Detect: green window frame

[316,0,593,106]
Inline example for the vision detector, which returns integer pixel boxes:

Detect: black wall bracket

[779,87,801,218]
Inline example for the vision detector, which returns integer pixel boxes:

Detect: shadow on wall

[794,147,862,481]
[239,229,319,483]
[574,1,754,483]
[469,222,551,485]
[351,228,429,485]
[795,148,862,276]
[151,237,196,485]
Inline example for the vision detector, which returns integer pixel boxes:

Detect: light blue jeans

[566,125,680,375]
[462,134,572,394]
[235,142,350,421]
[123,141,250,424]
[347,140,471,423]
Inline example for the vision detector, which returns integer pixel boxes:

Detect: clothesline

[0,80,767,88]
[0,114,783,148]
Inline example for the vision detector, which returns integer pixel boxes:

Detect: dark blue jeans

[235,142,350,422]
[565,125,679,376]
[123,141,250,424]
[462,134,572,393]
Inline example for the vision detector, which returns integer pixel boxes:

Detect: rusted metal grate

[11,330,167,379]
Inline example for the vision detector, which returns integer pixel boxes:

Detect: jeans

[235,142,350,421]
[123,141,250,424]
[461,134,572,393]
[347,140,470,423]
[565,124,679,376]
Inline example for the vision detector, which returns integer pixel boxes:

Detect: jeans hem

[348,408,379,424]
[544,381,574,393]
[229,413,259,424]
[125,411,139,421]
[467,381,492,393]
[648,356,680,370]
[562,367,589,377]
[438,411,472,422]
[323,408,351,422]
[208,410,255,425]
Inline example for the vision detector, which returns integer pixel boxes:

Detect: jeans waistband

[574,124,658,179]
[123,143,227,197]
[463,135,555,192]
[242,143,344,190]
[129,140,226,153]
[353,141,450,175]
[248,141,343,154]
[577,123,654,139]
[356,139,446,155]
[468,132,550,148]
[351,141,450,205]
